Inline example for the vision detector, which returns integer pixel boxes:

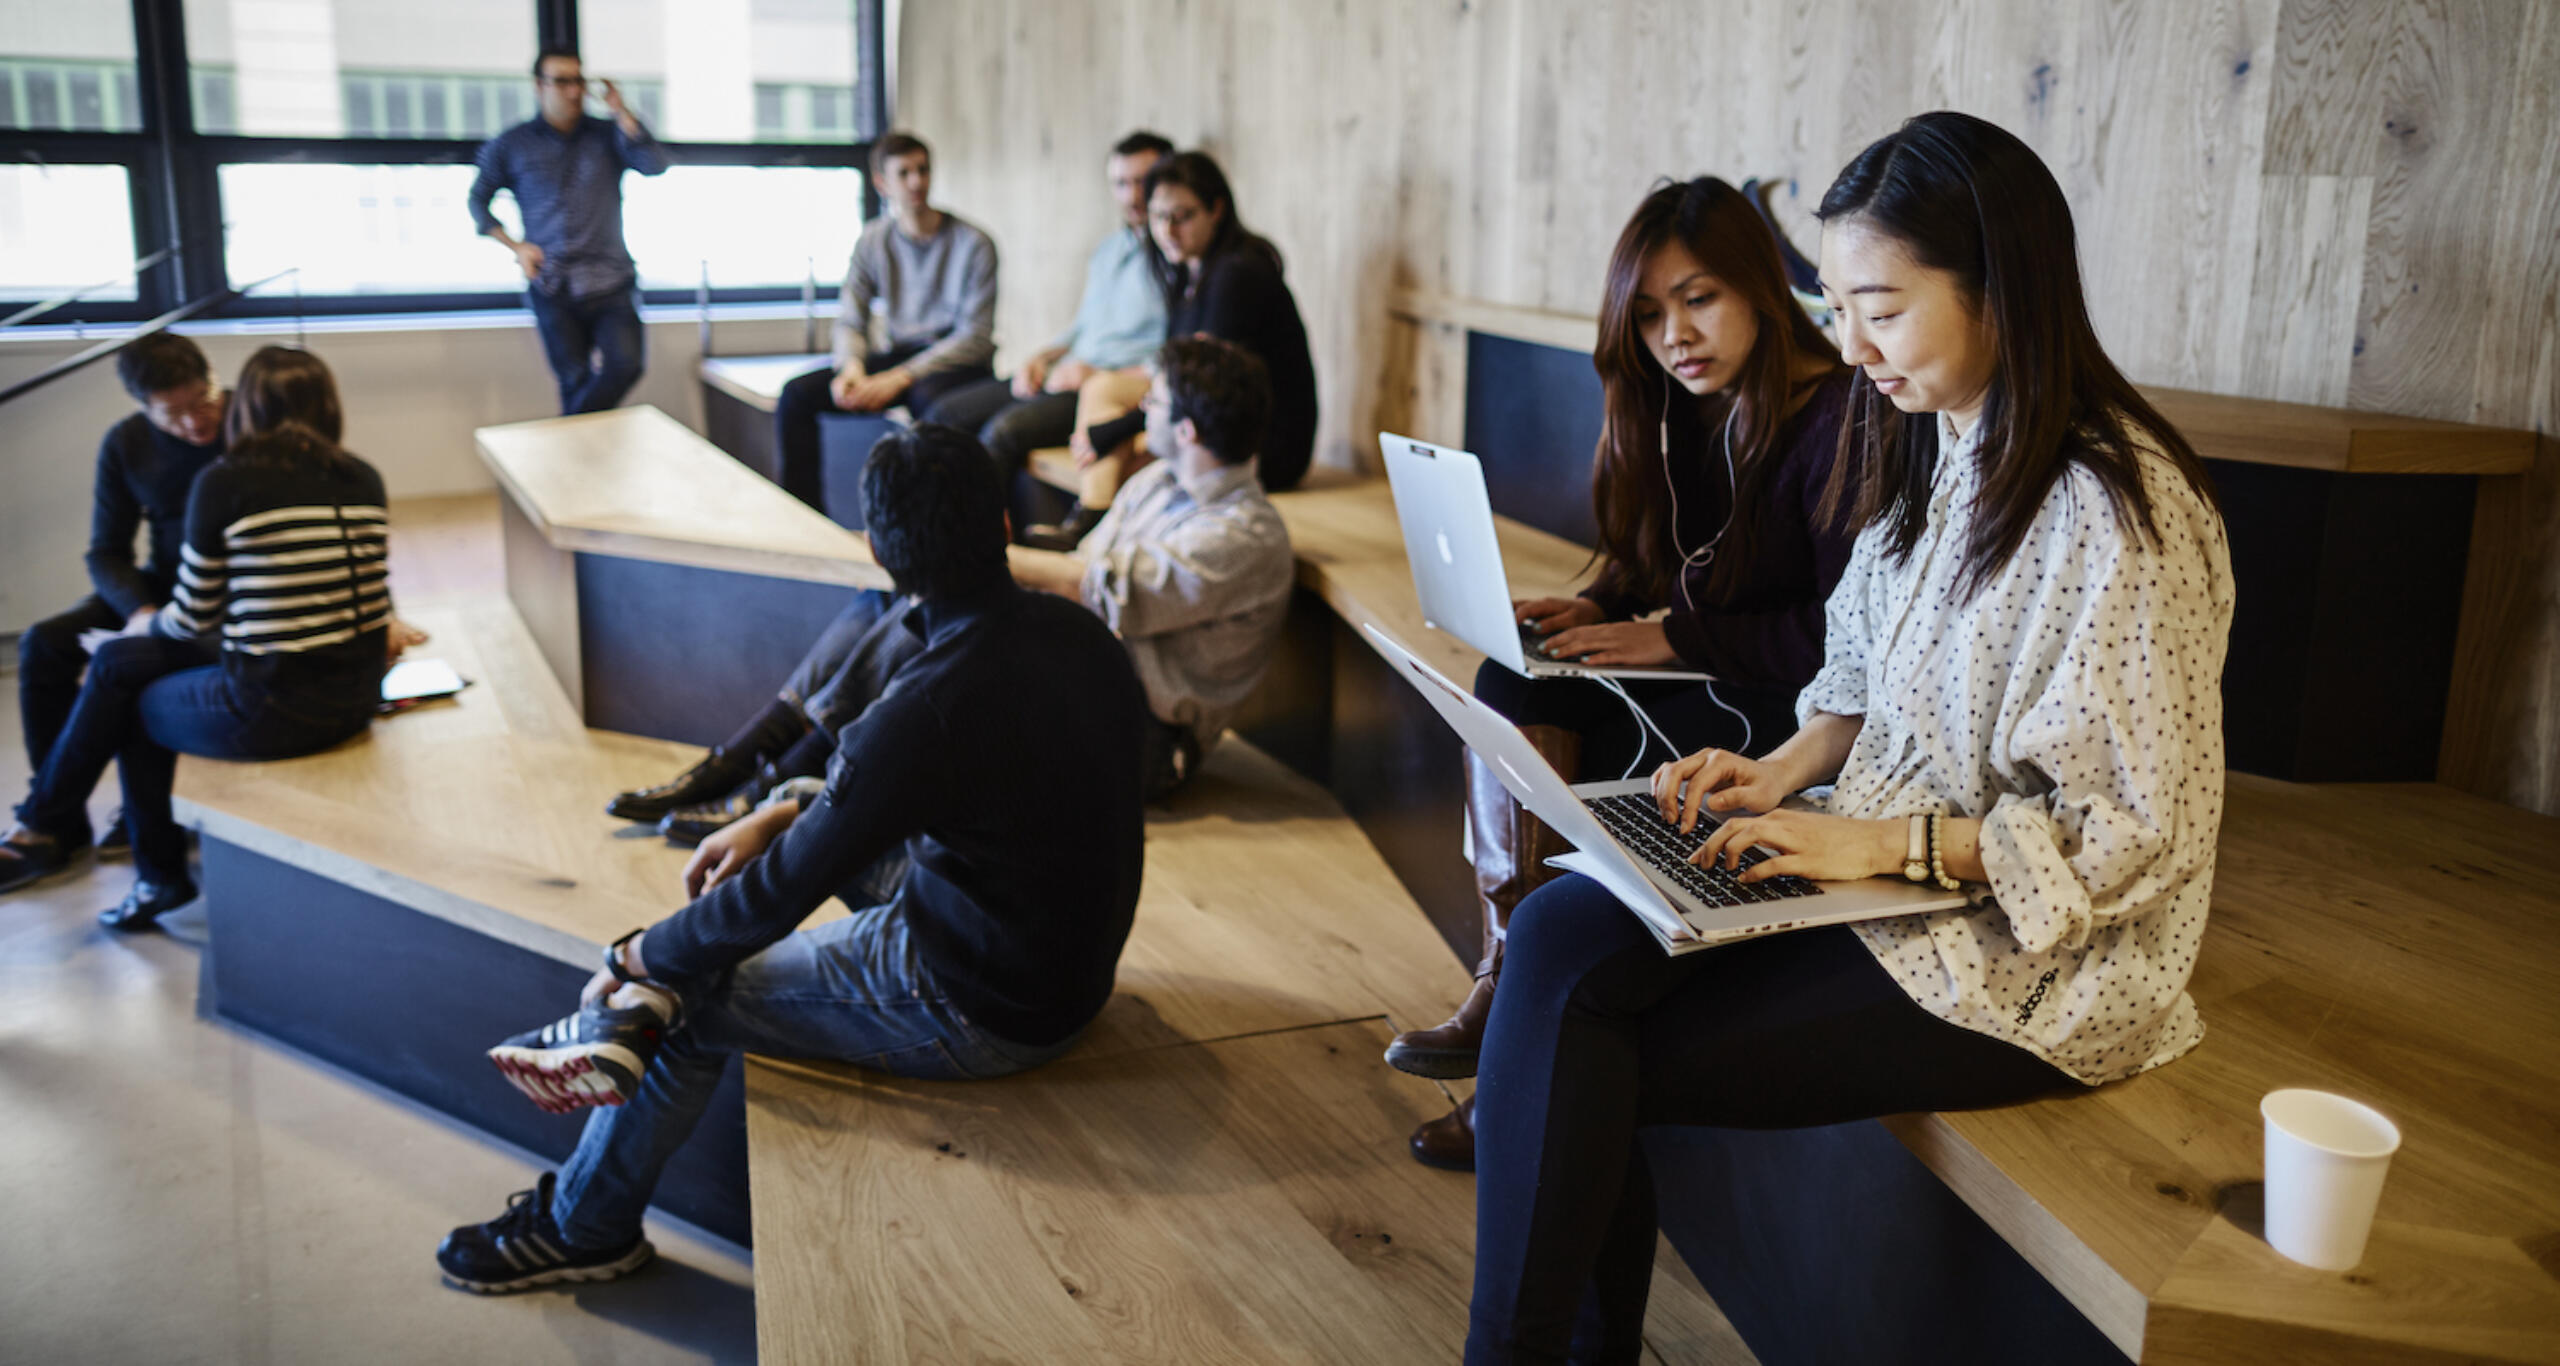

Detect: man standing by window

[469,49,670,415]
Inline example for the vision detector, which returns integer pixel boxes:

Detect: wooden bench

[1237,475,2560,1361]
[172,592,762,1243]
[1872,776,2560,1363]
[477,405,891,746]
[742,736,1751,1364]
[697,352,831,485]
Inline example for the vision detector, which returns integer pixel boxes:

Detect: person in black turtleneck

[14,333,227,845]
[436,423,1149,1295]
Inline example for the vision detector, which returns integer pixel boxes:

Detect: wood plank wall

[899,0,2560,815]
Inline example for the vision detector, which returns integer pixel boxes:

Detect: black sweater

[87,413,223,618]
[644,583,1151,1047]
[1090,240,1319,491]
[153,453,394,703]
[1582,368,1857,690]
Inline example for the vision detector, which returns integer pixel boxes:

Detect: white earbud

[1660,368,1741,615]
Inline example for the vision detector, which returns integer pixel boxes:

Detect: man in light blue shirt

[933,131,1172,484]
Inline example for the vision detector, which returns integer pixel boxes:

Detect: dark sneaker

[96,809,132,858]
[0,828,88,895]
[98,878,199,933]
[654,779,770,846]
[437,1173,654,1293]
[488,999,670,1113]
[605,748,753,824]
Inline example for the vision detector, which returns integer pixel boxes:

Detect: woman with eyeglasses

[1030,150,1317,548]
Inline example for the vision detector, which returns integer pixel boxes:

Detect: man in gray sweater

[773,130,999,509]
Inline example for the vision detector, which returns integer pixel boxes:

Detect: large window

[0,0,884,323]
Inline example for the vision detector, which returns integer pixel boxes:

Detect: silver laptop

[1381,431,1709,681]
[1364,623,1970,955]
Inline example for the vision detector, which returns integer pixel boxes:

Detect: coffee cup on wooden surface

[2260,1088,2401,1271]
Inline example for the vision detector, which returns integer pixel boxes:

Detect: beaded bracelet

[1924,813,1961,891]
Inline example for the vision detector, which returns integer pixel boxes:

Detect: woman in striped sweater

[1,346,410,928]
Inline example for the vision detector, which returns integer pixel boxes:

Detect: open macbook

[1365,623,1970,954]
[1380,431,1709,682]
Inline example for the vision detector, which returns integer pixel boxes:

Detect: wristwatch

[1902,814,1931,883]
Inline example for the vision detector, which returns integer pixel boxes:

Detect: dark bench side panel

[199,837,752,1246]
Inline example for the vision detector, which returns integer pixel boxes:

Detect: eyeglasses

[1149,205,1203,229]
[537,75,587,88]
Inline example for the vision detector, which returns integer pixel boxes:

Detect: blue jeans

[549,851,1081,1248]
[525,285,646,415]
[15,636,375,885]
[1465,877,2073,1364]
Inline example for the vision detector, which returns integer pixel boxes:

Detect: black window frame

[3,0,887,326]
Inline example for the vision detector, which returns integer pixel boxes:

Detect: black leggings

[1471,659,1797,779]
[1465,875,2076,1364]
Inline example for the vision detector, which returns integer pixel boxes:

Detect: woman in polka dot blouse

[1463,111,2235,1363]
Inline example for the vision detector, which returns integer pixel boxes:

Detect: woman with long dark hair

[1463,112,2232,1361]
[1031,149,1317,547]
[1388,177,1858,1170]
[0,346,411,928]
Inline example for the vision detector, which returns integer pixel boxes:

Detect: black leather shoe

[1408,1095,1476,1173]
[1020,502,1103,552]
[99,877,198,932]
[0,828,87,895]
[606,749,756,823]
[656,767,780,847]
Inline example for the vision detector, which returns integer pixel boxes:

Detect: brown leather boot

[1408,1094,1476,1172]
[1383,725,1580,1080]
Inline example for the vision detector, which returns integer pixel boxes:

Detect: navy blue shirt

[643,582,1151,1048]
[467,114,669,299]
[88,412,222,619]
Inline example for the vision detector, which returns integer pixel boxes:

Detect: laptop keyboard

[1582,793,1823,908]
[1519,622,1562,660]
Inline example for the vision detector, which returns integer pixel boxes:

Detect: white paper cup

[2261,1089,2401,1270]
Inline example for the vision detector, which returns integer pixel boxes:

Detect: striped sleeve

[154,469,234,641]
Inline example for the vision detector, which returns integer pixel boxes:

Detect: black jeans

[924,380,1081,485]
[15,636,377,885]
[16,594,130,775]
[1466,876,2075,1364]
[1472,659,1798,779]
[773,347,994,508]
[525,285,647,415]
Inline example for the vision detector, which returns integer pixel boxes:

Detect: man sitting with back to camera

[440,423,1151,1292]
[605,335,1295,842]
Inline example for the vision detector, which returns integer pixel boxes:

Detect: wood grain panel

[2352,1,2523,423]
[898,1,2560,801]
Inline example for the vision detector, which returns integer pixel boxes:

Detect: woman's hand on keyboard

[1542,619,1677,667]
[1653,747,1788,831]
[1692,810,1900,884]
[1515,596,1603,634]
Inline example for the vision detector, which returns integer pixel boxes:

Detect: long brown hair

[1814,112,2216,596]
[1589,177,1843,607]
[225,345,344,446]
[222,345,351,470]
